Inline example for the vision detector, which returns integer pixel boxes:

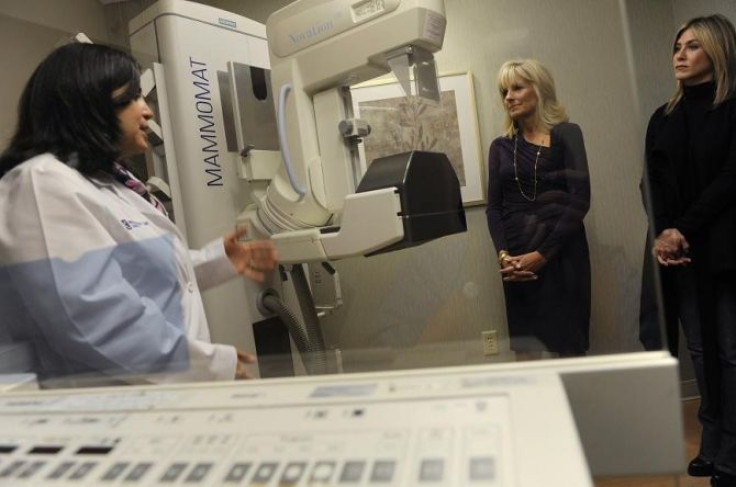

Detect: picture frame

[350,71,485,206]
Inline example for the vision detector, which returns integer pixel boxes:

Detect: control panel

[0,366,591,486]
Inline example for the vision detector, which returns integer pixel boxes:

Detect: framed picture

[350,71,485,206]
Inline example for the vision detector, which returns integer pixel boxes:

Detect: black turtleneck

[679,82,717,211]
[682,81,716,136]
[645,80,736,273]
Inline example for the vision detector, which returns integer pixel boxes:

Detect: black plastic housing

[356,151,467,256]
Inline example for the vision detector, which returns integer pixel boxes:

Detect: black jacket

[646,82,736,274]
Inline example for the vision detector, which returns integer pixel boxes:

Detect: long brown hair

[666,14,736,114]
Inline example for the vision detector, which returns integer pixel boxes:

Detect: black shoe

[688,456,714,477]
[712,469,736,487]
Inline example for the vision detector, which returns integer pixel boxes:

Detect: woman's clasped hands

[498,250,547,282]
[653,228,691,266]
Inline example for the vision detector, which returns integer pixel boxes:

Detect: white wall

[0,0,110,40]
[0,0,113,145]
[672,0,736,25]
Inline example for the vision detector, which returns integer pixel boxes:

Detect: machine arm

[243,0,464,263]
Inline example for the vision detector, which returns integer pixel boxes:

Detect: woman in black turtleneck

[645,14,736,485]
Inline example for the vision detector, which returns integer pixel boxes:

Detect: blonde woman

[645,14,736,484]
[486,59,591,359]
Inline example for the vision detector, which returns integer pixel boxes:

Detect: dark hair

[0,43,141,177]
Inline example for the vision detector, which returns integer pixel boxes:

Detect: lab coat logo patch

[120,219,150,230]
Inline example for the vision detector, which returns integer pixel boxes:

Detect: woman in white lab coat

[0,43,278,386]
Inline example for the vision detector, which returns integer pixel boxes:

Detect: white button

[188,283,194,293]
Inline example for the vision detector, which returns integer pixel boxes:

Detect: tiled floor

[594,398,708,487]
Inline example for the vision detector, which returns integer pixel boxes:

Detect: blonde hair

[496,59,568,138]
[666,14,736,114]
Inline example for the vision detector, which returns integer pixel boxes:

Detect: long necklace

[512,134,541,202]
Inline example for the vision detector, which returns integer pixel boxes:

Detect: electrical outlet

[481,330,499,355]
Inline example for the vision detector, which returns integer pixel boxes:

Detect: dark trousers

[677,267,736,473]
[639,240,680,356]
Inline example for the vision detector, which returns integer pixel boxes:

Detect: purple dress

[486,122,591,354]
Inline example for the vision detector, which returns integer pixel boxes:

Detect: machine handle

[277,84,307,199]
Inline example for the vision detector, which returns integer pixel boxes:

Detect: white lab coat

[0,154,237,386]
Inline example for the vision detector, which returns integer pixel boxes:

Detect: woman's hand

[499,251,545,282]
[515,251,547,273]
[653,228,690,266]
[224,228,279,282]
[234,349,256,380]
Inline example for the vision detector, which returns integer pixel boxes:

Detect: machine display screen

[353,0,386,21]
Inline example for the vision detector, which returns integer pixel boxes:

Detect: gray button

[47,461,75,480]
[419,458,444,482]
[125,462,153,482]
[251,462,278,483]
[223,463,251,483]
[371,460,396,482]
[0,460,25,478]
[184,462,213,483]
[279,462,306,484]
[18,461,45,479]
[469,457,495,481]
[310,461,336,482]
[101,462,129,481]
[339,460,365,483]
[160,462,188,482]
[69,462,97,480]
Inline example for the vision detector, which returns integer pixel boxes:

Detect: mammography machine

[129,0,466,375]
[248,0,465,263]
